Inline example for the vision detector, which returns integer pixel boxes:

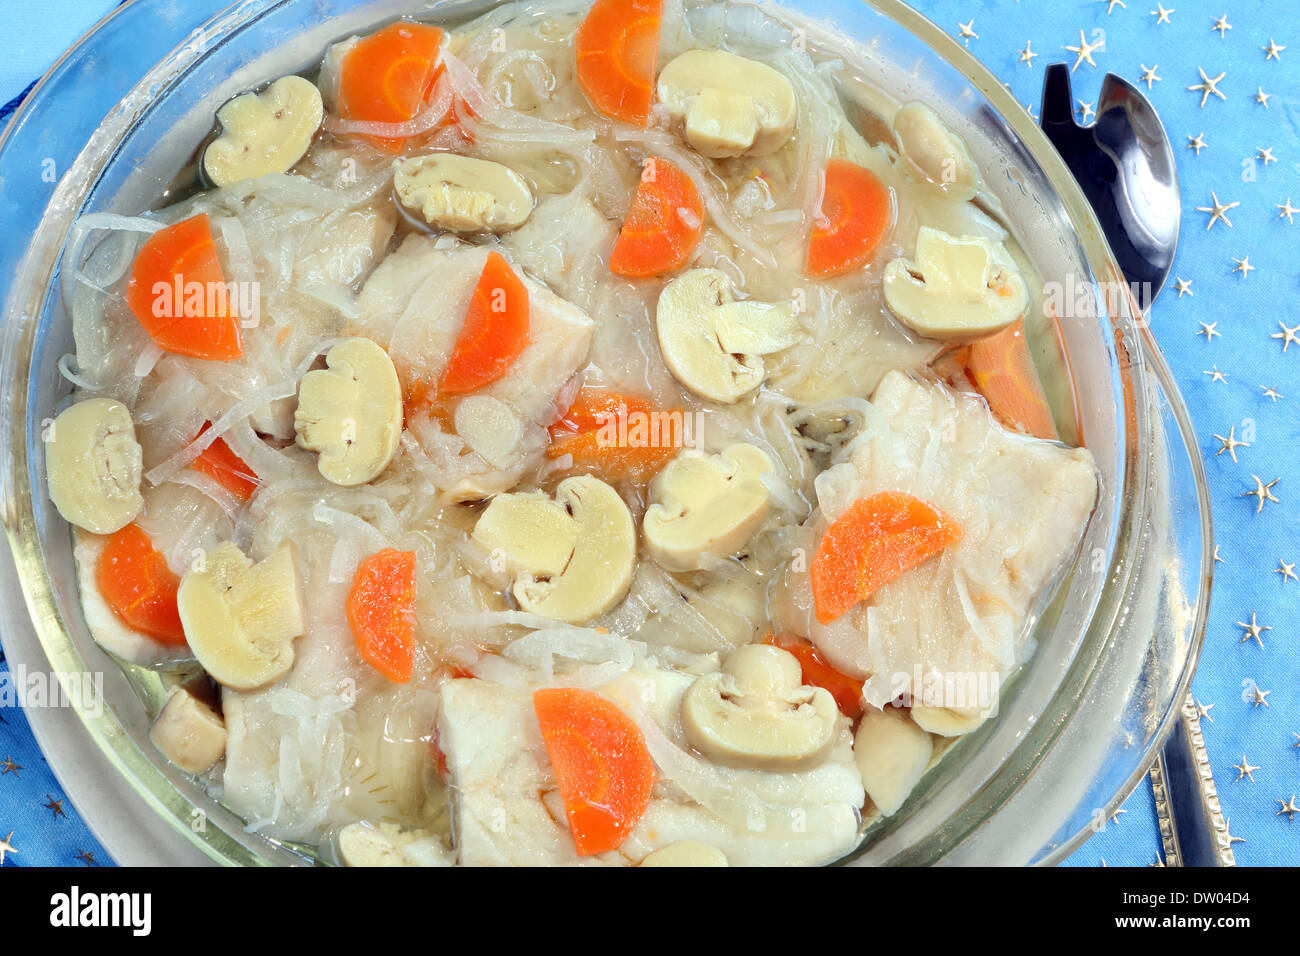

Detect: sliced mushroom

[640,841,729,867]
[643,443,773,572]
[393,153,534,233]
[45,398,143,535]
[892,102,978,200]
[203,76,324,188]
[910,705,986,737]
[657,50,797,159]
[149,687,227,775]
[337,821,453,867]
[882,227,1027,340]
[853,705,932,816]
[454,394,524,469]
[681,643,839,770]
[295,337,403,486]
[470,475,635,624]
[177,542,304,691]
[656,268,801,403]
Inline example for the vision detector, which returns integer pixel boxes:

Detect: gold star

[1175,277,1194,297]
[1257,147,1276,165]
[1275,559,1297,582]
[1256,87,1272,108]
[1077,100,1096,122]
[1224,818,1245,846]
[1065,30,1104,72]
[1196,191,1238,229]
[1214,546,1224,564]
[1204,366,1228,384]
[1195,698,1215,722]
[1276,796,1299,820]
[1213,425,1247,460]
[957,20,978,45]
[1232,255,1255,277]
[1139,64,1161,88]
[1243,475,1280,512]
[1233,756,1260,781]
[1250,684,1271,708]
[74,849,98,866]
[1187,132,1207,154]
[1019,41,1038,66]
[0,756,22,777]
[1102,0,1126,11]
[1150,852,1166,867]
[1212,15,1231,38]
[1272,322,1300,351]
[0,830,15,865]
[1262,385,1283,402]
[1237,612,1270,647]
[1188,68,1227,107]
[43,795,66,819]
[1277,199,1298,224]
[1263,39,1285,61]
[1151,4,1174,25]
[1198,321,1220,341]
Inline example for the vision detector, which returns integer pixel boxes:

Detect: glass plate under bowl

[0,0,1212,866]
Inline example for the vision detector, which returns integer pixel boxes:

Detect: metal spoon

[1039,64,1229,867]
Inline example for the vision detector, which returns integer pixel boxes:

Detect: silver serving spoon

[1040,64,1229,867]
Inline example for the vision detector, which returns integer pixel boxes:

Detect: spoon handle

[1038,65,1230,867]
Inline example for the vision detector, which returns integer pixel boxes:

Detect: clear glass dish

[0,0,1212,865]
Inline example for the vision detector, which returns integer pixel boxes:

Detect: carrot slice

[805,159,894,278]
[546,387,680,482]
[339,21,445,153]
[575,0,663,125]
[124,214,242,361]
[811,492,962,625]
[438,251,530,395]
[191,423,258,501]
[609,157,704,278]
[533,687,655,856]
[95,524,186,646]
[965,318,1059,441]
[347,548,417,683]
[763,633,864,719]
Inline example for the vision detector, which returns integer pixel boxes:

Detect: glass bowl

[0,0,1212,866]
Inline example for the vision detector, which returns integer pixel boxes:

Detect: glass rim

[0,0,1213,866]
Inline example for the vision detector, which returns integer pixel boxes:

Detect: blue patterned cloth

[0,0,1296,867]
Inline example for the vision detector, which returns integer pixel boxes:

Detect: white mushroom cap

[910,705,986,737]
[203,75,324,187]
[177,542,305,691]
[471,475,636,624]
[853,705,932,816]
[882,227,1027,340]
[149,687,227,775]
[394,153,534,233]
[639,841,729,867]
[643,443,773,572]
[892,102,979,200]
[657,49,797,158]
[656,268,801,403]
[45,398,143,535]
[337,821,454,867]
[295,337,403,486]
[680,643,839,770]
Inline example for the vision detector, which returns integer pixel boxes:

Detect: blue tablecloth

[0,0,1296,867]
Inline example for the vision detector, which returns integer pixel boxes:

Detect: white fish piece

[221,553,440,842]
[797,371,1097,709]
[356,236,594,499]
[436,667,864,867]
[72,532,191,666]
